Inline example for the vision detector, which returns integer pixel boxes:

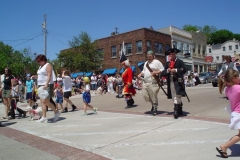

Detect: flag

[119,41,127,63]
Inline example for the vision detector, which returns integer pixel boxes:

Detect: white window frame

[111,46,117,58]
[155,42,163,55]
[136,41,142,54]
[223,46,226,51]
[229,45,232,50]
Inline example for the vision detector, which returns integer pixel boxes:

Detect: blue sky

[1,0,239,60]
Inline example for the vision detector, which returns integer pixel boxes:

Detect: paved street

[0,84,240,160]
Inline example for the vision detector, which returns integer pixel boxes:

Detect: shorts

[26,92,33,100]
[55,97,63,104]
[91,84,97,90]
[2,89,11,98]
[64,91,72,98]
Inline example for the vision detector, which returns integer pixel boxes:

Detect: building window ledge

[111,56,117,59]
[126,54,132,56]
[136,52,143,55]
[155,53,165,56]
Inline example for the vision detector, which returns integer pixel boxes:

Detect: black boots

[151,106,158,116]
[173,103,183,119]
[127,98,134,106]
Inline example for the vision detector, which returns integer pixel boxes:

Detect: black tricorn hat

[165,48,180,55]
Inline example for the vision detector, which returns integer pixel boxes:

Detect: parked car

[212,72,219,87]
[198,72,214,84]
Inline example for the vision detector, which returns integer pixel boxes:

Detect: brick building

[96,28,171,75]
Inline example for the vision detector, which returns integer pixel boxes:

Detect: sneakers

[82,113,87,116]
[54,111,61,122]
[94,108,98,114]
[36,117,48,123]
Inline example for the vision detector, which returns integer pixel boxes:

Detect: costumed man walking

[161,48,188,119]
[137,50,164,115]
[120,42,136,108]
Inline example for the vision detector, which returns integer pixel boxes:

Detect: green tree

[202,25,217,44]
[210,29,234,44]
[58,32,103,72]
[182,25,202,32]
[234,34,240,41]
[0,42,37,78]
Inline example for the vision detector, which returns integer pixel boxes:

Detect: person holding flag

[120,42,136,108]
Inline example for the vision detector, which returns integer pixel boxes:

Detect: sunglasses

[5,70,8,71]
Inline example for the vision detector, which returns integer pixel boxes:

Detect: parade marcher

[81,77,97,116]
[161,48,187,119]
[25,74,35,103]
[218,55,236,77]
[35,54,61,123]
[62,70,77,112]
[120,49,136,108]
[216,69,240,158]
[137,50,164,115]
[1,68,14,120]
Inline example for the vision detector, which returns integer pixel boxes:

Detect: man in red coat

[121,59,136,107]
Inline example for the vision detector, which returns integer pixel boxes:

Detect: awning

[71,72,93,78]
[102,68,117,75]
[119,68,124,74]
[137,62,145,66]
[131,66,136,72]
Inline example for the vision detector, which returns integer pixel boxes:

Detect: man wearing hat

[137,50,164,115]
[120,47,136,107]
[161,48,187,119]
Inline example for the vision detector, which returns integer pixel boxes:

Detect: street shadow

[144,110,190,117]
[125,105,138,109]
[229,144,240,157]
[86,113,97,116]
[219,96,229,100]
[47,117,66,123]
[1,122,17,127]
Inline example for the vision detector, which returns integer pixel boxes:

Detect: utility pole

[42,14,47,57]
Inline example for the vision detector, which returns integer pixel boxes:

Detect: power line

[48,30,73,38]
[13,33,43,47]
[48,32,69,46]
[0,32,42,42]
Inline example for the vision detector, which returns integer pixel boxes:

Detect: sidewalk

[0,84,239,159]
[1,111,239,160]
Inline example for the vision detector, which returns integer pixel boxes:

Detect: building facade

[96,28,171,75]
[157,26,207,73]
[206,39,240,72]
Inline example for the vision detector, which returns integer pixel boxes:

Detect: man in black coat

[161,48,187,119]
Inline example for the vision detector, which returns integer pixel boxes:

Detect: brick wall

[96,28,171,75]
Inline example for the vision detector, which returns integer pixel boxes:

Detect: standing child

[216,69,240,158]
[62,70,77,112]
[54,84,64,112]
[81,77,97,116]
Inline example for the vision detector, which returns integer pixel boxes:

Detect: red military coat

[122,67,136,95]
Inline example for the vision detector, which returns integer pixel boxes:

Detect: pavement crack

[93,120,177,150]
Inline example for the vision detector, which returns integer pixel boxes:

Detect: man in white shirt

[90,73,97,94]
[137,50,164,115]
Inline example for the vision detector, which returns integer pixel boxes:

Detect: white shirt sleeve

[85,84,90,91]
